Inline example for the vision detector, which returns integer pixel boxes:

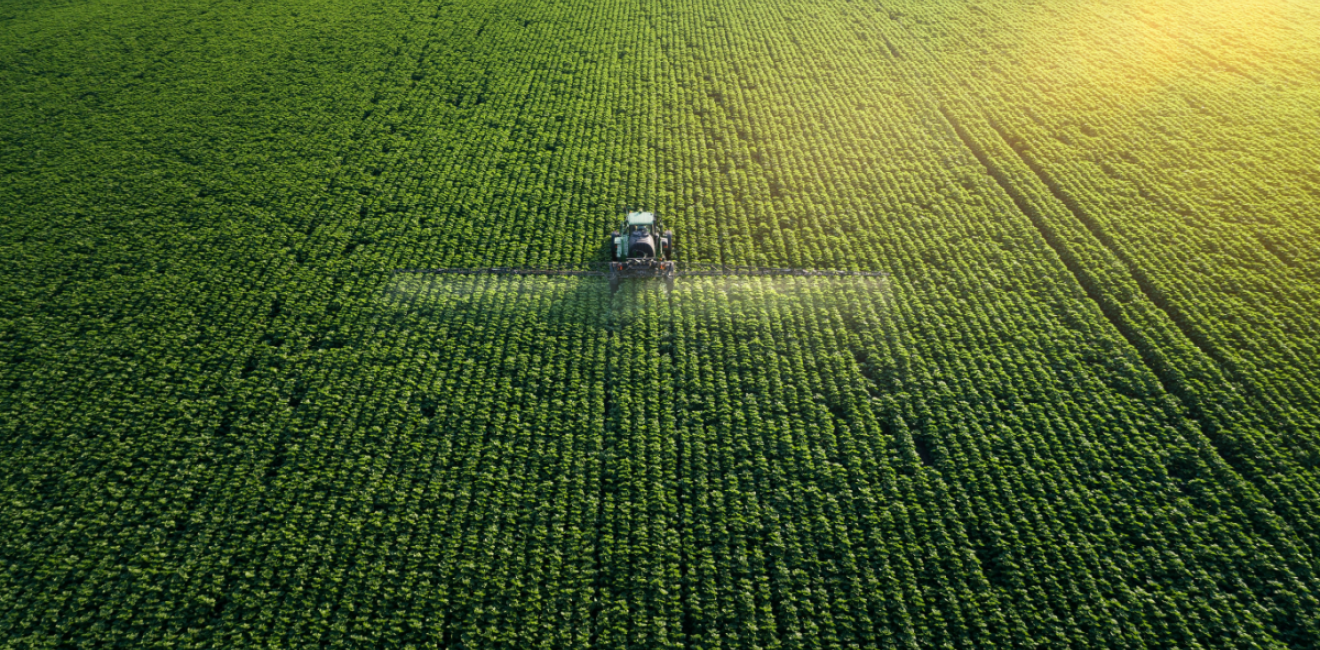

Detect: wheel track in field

[866,0,1320,641]
[872,0,1308,485]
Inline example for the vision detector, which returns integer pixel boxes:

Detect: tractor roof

[626,211,655,226]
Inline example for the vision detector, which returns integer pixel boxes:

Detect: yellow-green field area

[2,0,1319,646]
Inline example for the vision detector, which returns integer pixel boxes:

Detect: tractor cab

[613,211,667,260]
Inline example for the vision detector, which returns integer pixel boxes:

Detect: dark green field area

[3,0,1320,647]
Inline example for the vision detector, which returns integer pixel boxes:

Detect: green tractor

[609,211,675,292]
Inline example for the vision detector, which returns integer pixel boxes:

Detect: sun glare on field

[999,0,1315,102]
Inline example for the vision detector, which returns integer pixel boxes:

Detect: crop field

[2,0,1320,647]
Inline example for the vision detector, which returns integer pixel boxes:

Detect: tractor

[609,211,675,292]
[394,209,887,290]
